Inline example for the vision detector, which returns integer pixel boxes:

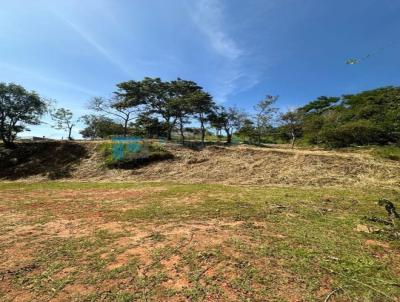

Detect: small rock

[355,224,381,233]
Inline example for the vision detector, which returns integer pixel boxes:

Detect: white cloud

[189,0,259,103]
[191,0,242,60]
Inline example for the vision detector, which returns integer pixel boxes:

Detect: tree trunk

[167,126,172,141]
[165,117,177,141]
[123,119,128,137]
[179,117,185,144]
[1,131,15,148]
[291,131,296,149]
[68,126,73,140]
[225,129,232,144]
[200,120,205,146]
[2,137,14,148]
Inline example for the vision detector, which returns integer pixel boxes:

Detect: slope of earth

[0,182,399,301]
[3,141,398,188]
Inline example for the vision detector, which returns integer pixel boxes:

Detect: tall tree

[190,91,215,145]
[169,78,204,143]
[141,77,176,140]
[143,77,208,142]
[88,96,140,137]
[253,95,278,145]
[113,79,148,135]
[51,108,76,140]
[0,83,46,147]
[280,109,303,148]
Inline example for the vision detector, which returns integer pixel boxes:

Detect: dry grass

[3,141,399,188]
[56,142,400,188]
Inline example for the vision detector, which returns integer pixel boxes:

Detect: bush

[100,141,173,169]
[320,120,385,148]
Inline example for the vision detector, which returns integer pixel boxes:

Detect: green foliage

[253,95,278,145]
[279,109,303,148]
[235,118,257,143]
[300,86,400,148]
[321,120,385,148]
[80,115,125,139]
[0,82,46,146]
[51,107,76,140]
[209,106,247,144]
[373,146,400,161]
[131,113,168,138]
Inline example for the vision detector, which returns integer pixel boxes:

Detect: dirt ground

[1,143,400,301]
[0,182,399,301]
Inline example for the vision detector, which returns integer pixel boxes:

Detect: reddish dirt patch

[364,239,390,249]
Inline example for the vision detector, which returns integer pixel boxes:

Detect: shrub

[320,120,385,148]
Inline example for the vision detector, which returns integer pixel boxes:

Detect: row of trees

[1,80,399,148]
[87,78,215,144]
[82,77,283,145]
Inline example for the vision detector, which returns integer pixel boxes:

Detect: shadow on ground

[0,142,88,180]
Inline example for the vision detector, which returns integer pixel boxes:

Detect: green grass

[373,146,400,161]
[99,141,173,168]
[0,182,399,301]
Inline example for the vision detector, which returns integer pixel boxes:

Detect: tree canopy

[299,86,400,147]
[0,82,47,146]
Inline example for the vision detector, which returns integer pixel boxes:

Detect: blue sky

[1,0,399,138]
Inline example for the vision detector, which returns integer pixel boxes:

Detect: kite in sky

[346,42,395,65]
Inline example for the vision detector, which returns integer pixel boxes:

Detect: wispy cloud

[0,62,98,96]
[53,12,134,78]
[189,0,259,103]
[191,0,242,60]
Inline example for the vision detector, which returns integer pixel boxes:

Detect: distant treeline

[1,79,399,148]
[295,86,400,147]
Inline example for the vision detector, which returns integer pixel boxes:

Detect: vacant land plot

[0,182,399,301]
[2,142,400,189]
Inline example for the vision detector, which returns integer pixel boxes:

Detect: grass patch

[100,141,173,168]
[0,182,399,301]
[373,145,400,161]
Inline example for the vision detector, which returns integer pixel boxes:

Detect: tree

[169,79,195,143]
[300,96,340,115]
[209,106,246,144]
[280,109,303,148]
[132,113,167,138]
[253,95,278,145]
[143,77,209,142]
[141,77,176,140]
[236,118,257,144]
[299,87,400,147]
[189,91,215,145]
[79,115,125,139]
[88,96,141,137]
[0,83,47,147]
[299,96,341,145]
[51,108,77,140]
